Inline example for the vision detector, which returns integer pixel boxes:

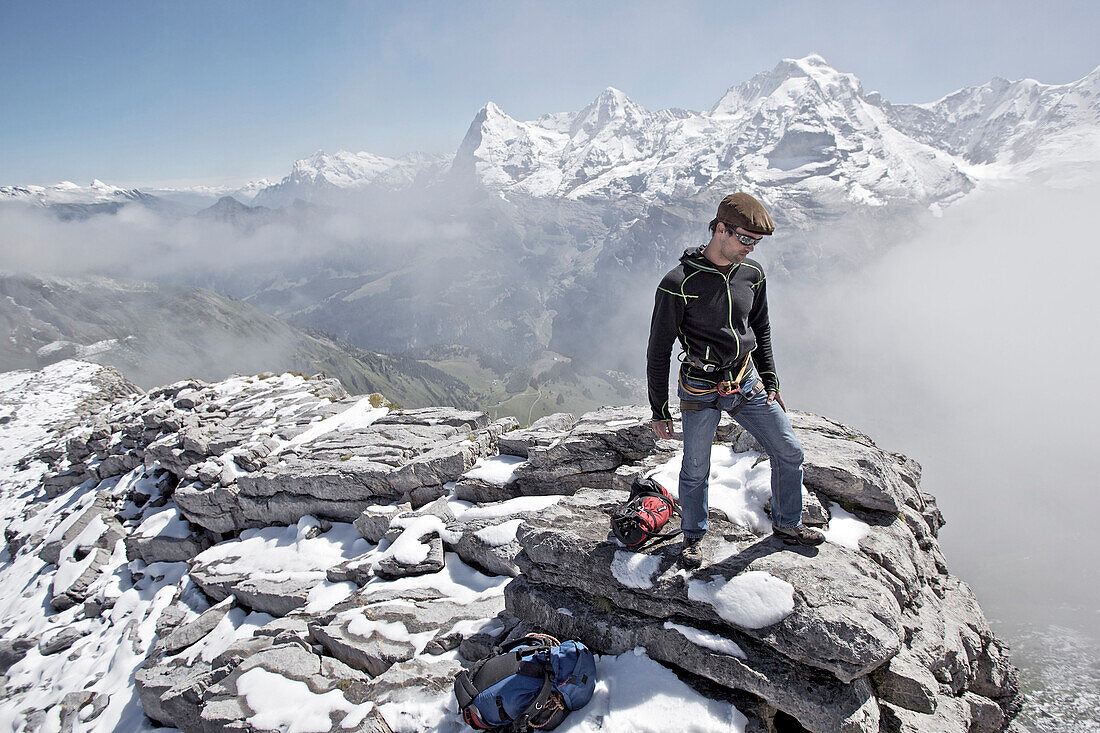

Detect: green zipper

[725,266,740,363]
[687,257,741,365]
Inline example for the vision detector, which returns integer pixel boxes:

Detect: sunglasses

[724,224,762,246]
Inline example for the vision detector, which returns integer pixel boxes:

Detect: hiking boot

[772,523,826,546]
[680,536,704,568]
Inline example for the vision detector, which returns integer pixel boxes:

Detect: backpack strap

[458,636,557,713]
[469,652,528,690]
[513,675,555,731]
[629,526,682,550]
[454,669,479,709]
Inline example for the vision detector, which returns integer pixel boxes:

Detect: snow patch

[473,519,524,547]
[453,494,560,521]
[235,667,374,733]
[611,551,662,589]
[192,519,370,582]
[379,515,446,566]
[663,621,747,659]
[824,503,871,550]
[687,571,795,629]
[303,580,357,614]
[463,455,526,485]
[135,504,192,539]
[554,647,747,732]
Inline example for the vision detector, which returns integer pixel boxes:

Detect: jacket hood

[680,246,711,270]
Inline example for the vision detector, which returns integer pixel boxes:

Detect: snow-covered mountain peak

[455,102,520,154]
[482,100,509,118]
[588,86,633,115]
[298,148,329,167]
[570,86,650,138]
[588,86,635,117]
[288,149,400,186]
[773,53,854,83]
[711,54,865,117]
[598,85,628,102]
[885,63,1100,171]
[443,54,983,204]
[0,180,147,206]
[251,148,450,207]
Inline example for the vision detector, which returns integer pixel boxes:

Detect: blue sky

[2,0,1097,187]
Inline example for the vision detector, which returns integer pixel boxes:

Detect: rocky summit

[0,360,1023,732]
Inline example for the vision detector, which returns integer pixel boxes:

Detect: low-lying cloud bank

[775,180,1100,629]
[0,192,461,295]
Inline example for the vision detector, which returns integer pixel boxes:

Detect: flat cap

[716,193,775,236]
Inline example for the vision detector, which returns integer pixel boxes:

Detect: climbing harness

[678,353,767,417]
[679,353,753,398]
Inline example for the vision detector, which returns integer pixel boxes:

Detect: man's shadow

[706,532,821,575]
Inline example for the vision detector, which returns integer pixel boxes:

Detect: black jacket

[646,247,779,421]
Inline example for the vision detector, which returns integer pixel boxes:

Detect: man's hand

[766,390,787,412]
[651,420,676,439]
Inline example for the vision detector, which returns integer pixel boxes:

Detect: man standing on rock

[647,193,825,568]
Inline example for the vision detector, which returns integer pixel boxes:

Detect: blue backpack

[454,633,597,731]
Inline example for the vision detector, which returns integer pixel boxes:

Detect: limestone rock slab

[310,596,505,677]
[374,535,445,579]
[507,578,880,733]
[791,412,922,514]
[871,647,940,714]
[880,695,971,733]
[159,596,236,655]
[514,489,903,683]
[354,503,409,543]
[503,406,660,498]
[176,408,499,534]
[497,412,576,457]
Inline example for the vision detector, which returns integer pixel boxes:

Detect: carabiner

[717,381,739,396]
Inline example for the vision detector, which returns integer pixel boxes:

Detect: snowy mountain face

[239,54,1099,231]
[451,55,975,215]
[0,180,187,220]
[0,179,146,206]
[250,150,452,208]
[10,55,1096,220]
[884,66,1100,178]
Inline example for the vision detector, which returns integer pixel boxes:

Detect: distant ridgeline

[0,273,639,426]
[0,360,1023,732]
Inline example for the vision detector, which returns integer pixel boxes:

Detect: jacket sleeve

[748,274,780,393]
[646,280,684,421]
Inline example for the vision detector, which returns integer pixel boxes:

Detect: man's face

[721,222,763,263]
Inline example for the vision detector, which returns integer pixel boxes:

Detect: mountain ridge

[0,272,481,409]
[7,54,1096,212]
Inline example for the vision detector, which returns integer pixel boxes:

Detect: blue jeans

[677,369,805,536]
